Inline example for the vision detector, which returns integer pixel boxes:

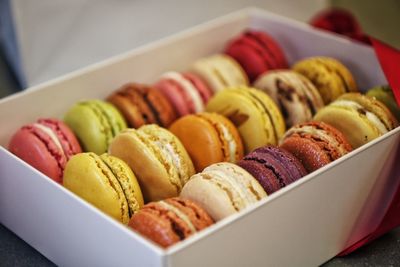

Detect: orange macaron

[169,112,244,172]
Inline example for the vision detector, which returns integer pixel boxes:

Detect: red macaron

[8,118,82,183]
[225,30,288,82]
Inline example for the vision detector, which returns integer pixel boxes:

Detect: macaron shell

[95,100,127,138]
[255,146,308,180]
[108,84,172,129]
[293,57,357,104]
[247,31,288,68]
[339,93,398,131]
[100,154,144,214]
[280,136,331,173]
[206,87,285,153]
[238,146,306,194]
[182,72,213,103]
[165,198,214,231]
[63,153,130,224]
[107,84,156,127]
[320,57,357,93]
[367,86,400,121]
[139,125,195,187]
[64,100,127,154]
[9,127,64,182]
[109,129,178,202]
[236,159,281,194]
[180,163,266,221]
[38,118,82,158]
[281,121,353,164]
[314,105,380,148]
[191,54,248,93]
[225,30,287,82]
[155,76,195,116]
[198,112,244,163]
[128,197,213,247]
[129,203,181,247]
[64,103,108,154]
[169,114,226,172]
[180,173,238,221]
[169,113,244,172]
[253,70,324,128]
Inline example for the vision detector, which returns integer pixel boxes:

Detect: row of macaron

[8,87,399,247]
[8,28,400,248]
[60,30,365,141]
[10,82,399,186]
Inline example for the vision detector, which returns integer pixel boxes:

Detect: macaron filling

[33,123,65,159]
[159,201,197,234]
[162,72,204,113]
[88,153,129,222]
[246,90,279,144]
[153,140,186,183]
[332,100,388,134]
[134,130,184,191]
[215,122,237,162]
[202,168,262,211]
[83,102,114,147]
[216,56,247,86]
[101,154,141,217]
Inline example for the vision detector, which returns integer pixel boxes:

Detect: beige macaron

[180,162,266,221]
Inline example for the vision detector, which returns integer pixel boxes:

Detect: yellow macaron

[109,125,195,202]
[293,57,358,104]
[314,93,398,148]
[63,153,144,224]
[206,86,285,153]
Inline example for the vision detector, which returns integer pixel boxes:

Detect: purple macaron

[237,145,307,194]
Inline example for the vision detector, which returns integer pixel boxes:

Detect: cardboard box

[0,8,399,266]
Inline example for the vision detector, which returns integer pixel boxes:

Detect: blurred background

[1,0,399,98]
[0,0,399,266]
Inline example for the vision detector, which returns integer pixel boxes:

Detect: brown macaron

[128,197,214,248]
[280,121,353,172]
[107,83,177,128]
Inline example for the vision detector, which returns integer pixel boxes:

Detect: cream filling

[204,169,257,208]
[216,123,237,162]
[159,201,196,234]
[162,71,204,112]
[332,100,388,134]
[284,125,348,156]
[33,123,65,157]
[153,140,185,186]
[213,56,247,86]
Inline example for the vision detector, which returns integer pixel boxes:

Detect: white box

[1,8,399,267]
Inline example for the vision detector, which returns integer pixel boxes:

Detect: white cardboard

[0,8,398,267]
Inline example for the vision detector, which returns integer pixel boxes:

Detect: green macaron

[64,100,127,154]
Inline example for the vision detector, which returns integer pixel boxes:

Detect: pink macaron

[154,71,213,117]
[8,118,82,183]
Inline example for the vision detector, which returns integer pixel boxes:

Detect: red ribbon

[310,8,400,255]
[371,38,400,106]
